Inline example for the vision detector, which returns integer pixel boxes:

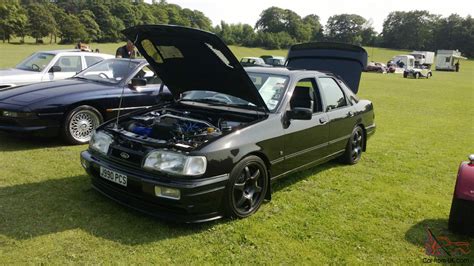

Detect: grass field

[0,41,473,264]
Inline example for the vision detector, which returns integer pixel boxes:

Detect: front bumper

[0,113,62,134]
[80,150,229,223]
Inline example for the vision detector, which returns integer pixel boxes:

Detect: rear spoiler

[286,42,368,94]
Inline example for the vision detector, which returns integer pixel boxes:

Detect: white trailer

[410,51,435,67]
[436,50,467,71]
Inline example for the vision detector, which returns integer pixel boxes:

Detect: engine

[119,109,246,149]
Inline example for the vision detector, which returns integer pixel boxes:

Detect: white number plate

[100,166,127,187]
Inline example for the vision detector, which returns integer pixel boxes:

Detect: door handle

[347,111,354,117]
[319,117,328,124]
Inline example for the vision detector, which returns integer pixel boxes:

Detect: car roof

[244,66,330,78]
[36,49,113,57]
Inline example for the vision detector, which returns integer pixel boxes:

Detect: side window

[319,78,347,111]
[85,56,104,67]
[290,78,322,113]
[134,66,162,85]
[54,56,82,72]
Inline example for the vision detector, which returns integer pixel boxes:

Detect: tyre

[224,155,269,219]
[403,72,408,78]
[341,126,364,165]
[63,105,103,145]
[448,197,474,235]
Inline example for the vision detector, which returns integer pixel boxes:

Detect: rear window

[85,56,104,67]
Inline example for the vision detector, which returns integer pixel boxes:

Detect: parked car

[240,57,270,67]
[260,55,286,66]
[449,154,474,235]
[0,50,113,89]
[403,65,432,79]
[80,25,375,223]
[0,58,170,144]
[365,62,387,73]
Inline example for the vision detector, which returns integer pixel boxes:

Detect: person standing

[116,40,136,59]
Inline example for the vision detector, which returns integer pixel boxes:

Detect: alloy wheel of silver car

[68,110,100,143]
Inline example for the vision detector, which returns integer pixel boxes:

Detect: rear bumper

[80,150,229,223]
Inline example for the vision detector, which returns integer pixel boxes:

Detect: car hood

[0,68,41,82]
[122,25,268,111]
[0,79,109,105]
[286,42,368,94]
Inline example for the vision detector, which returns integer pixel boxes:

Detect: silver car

[0,49,114,89]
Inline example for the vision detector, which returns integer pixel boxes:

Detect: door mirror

[49,65,61,73]
[129,78,147,91]
[287,107,312,120]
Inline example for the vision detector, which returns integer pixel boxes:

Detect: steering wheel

[31,64,40,71]
[98,72,110,79]
[208,94,233,103]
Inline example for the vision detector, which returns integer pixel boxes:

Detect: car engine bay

[108,107,260,151]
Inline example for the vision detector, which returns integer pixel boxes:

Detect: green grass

[0,42,473,264]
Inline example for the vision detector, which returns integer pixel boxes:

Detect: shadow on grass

[405,219,474,259]
[272,160,342,193]
[0,175,217,245]
[0,159,345,245]
[0,132,67,152]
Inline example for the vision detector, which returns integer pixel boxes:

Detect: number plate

[100,166,127,187]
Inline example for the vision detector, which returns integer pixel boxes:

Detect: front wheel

[224,156,269,219]
[63,105,103,145]
[341,126,364,164]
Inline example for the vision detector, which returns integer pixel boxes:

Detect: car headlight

[143,150,207,176]
[1,110,35,118]
[89,130,113,154]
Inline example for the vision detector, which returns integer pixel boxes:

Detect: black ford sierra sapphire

[80,25,376,222]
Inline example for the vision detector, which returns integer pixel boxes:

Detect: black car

[80,25,376,222]
[0,58,169,144]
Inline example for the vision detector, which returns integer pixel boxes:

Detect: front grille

[0,117,18,126]
[109,146,145,167]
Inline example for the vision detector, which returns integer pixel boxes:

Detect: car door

[281,78,330,173]
[318,77,357,155]
[44,55,83,81]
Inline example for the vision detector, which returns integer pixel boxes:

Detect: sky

[159,0,472,32]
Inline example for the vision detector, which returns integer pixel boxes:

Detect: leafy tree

[89,2,124,42]
[58,14,88,43]
[78,10,101,42]
[255,6,286,33]
[303,14,323,41]
[381,10,439,50]
[325,14,367,45]
[0,0,27,43]
[26,3,56,43]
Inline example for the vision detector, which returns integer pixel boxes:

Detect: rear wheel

[403,72,408,78]
[63,105,103,145]
[224,156,269,219]
[341,126,364,164]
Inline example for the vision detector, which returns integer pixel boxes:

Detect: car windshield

[16,52,55,72]
[181,72,289,112]
[74,59,140,84]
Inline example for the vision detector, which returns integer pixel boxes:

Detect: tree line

[0,0,473,57]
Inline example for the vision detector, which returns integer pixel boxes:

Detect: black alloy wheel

[225,156,268,218]
[342,126,364,164]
